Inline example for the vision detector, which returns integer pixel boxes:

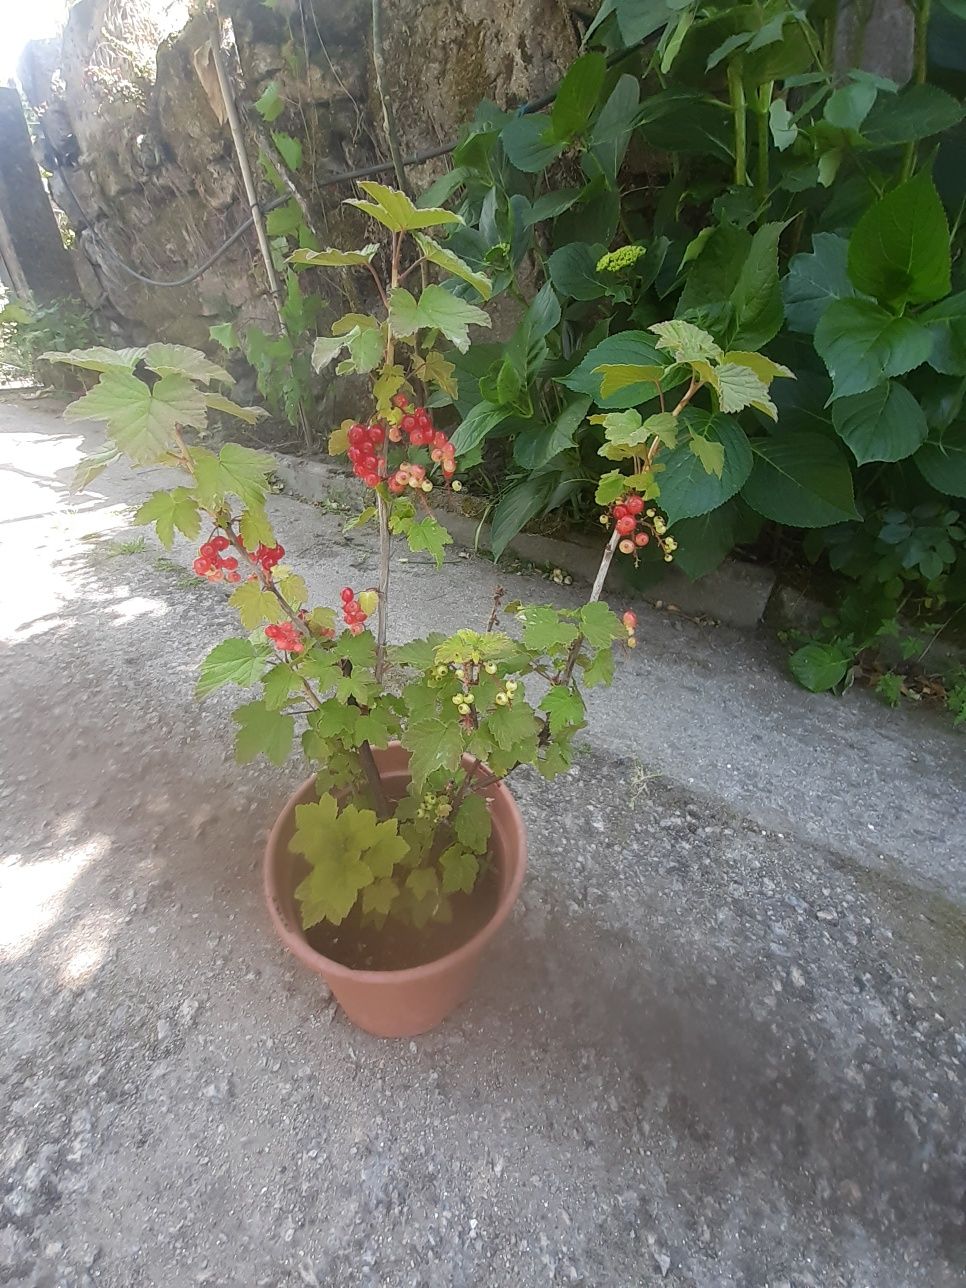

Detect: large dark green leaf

[677,221,749,335]
[914,426,966,497]
[782,234,860,334]
[657,413,752,523]
[513,396,591,470]
[636,90,734,163]
[742,433,858,526]
[548,242,609,300]
[813,299,932,399]
[450,401,510,454]
[550,53,607,141]
[587,74,640,182]
[670,501,738,579]
[862,84,965,148]
[559,331,681,408]
[789,642,852,693]
[489,475,555,559]
[847,171,951,308]
[729,221,787,348]
[831,381,928,465]
[500,115,565,173]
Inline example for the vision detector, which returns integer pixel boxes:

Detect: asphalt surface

[0,398,963,1287]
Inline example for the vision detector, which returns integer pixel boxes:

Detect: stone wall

[23,0,582,344]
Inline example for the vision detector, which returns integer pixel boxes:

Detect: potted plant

[46,183,788,1037]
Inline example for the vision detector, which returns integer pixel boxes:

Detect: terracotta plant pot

[263,743,528,1038]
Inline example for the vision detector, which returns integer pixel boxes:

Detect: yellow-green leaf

[345,181,463,233]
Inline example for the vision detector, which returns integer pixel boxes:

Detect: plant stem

[901,0,932,181]
[375,491,391,680]
[755,81,773,211]
[728,58,748,187]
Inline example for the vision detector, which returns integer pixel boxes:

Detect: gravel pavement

[1,398,964,1287]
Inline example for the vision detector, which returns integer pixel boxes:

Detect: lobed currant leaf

[233,700,294,766]
[439,844,480,895]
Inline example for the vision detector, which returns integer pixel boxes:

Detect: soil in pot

[304,862,501,971]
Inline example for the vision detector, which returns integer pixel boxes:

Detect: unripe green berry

[505,679,518,695]
[458,703,471,716]
[495,692,509,706]
[484,662,497,675]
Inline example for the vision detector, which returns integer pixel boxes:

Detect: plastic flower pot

[263,743,527,1038]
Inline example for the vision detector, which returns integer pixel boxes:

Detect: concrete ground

[0,398,964,1288]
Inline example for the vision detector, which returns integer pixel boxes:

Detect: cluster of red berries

[622,610,638,649]
[347,422,387,489]
[340,586,371,636]
[193,536,241,583]
[610,495,650,556]
[265,621,304,653]
[390,395,457,483]
[252,542,285,573]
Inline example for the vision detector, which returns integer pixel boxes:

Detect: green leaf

[595,364,668,399]
[232,701,294,766]
[406,867,440,904]
[489,475,554,560]
[671,503,738,579]
[550,52,606,140]
[539,685,585,735]
[362,877,400,917]
[789,642,851,693]
[524,188,583,225]
[578,602,623,649]
[388,285,491,353]
[587,73,639,181]
[204,393,268,425]
[649,319,722,364]
[561,332,681,409]
[412,232,492,299]
[434,630,518,665]
[519,605,579,653]
[292,799,409,927]
[73,443,121,490]
[483,701,540,753]
[209,322,238,352]
[658,413,752,523]
[266,202,301,237]
[861,84,964,148]
[64,371,206,464]
[831,382,928,465]
[134,487,200,548]
[190,442,276,509]
[595,470,630,506]
[228,580,285,628]
[548,242,609,301]
[513,396,591,470]
[581,645,613,689]
[453,794,492,854]
[272,131,302,171]
[782,233,860,334]
[143,343,232,385]
[239,503,275,552]
[500,114,567,173]
[689,435,725,477]
[253,80,284,122]
[914,426,966,497]
[715,362,777,419]
[262,662,300,710]
[814,299,933,400]
[403,515,453,569]
[196,638,269,698]
[389,634,447,670]
[439,846,480,895]
[41,345,146,373]
[742,434,859,526]
[288,244,379,267]
[847,171,951,309]
[769,98,798,151]
[345,180,462,232]
[450,401,510,456]
[824,80,877,131]
[402,719,465,790]
[729,221,787,349]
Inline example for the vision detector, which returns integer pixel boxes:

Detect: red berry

[200,542,216,559]
[212,536,230,553]
[433,431,448,449]
[369,425,385,446]
[363,472,379,488]
[392,393,409,409]
[635,532,649,547]
[626,496,644,515]
[613,505,629,520]
[340,587,354,602]
[348,424,367,447]
[402,415,417,432]
[349,623,363,635]
[193,557,209,575]
[226,570,241,583]
[623,610,637,630]
[222,557,238,571]
[616,516,636,535]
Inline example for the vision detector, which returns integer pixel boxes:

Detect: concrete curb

[270,451,776,631]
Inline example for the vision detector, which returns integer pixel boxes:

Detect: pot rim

[263,757,527,984]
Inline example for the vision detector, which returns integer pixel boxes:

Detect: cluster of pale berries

[346,394,460,495]
[603,493,678,563]
[430,659,518,722]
